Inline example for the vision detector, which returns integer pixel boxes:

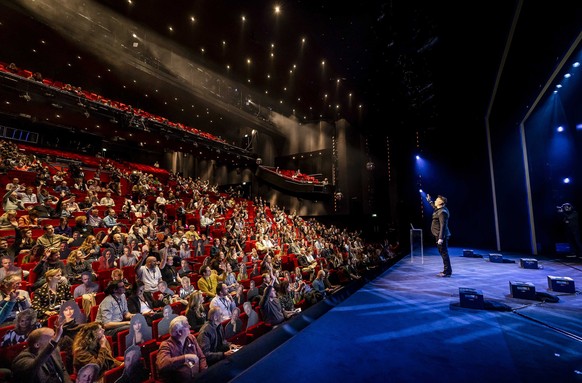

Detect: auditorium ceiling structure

[0,1,580,156]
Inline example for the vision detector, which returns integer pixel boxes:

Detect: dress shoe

[437,272,451,277]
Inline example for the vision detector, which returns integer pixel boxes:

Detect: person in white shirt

[99,191,115,207]
[137,255,163,293]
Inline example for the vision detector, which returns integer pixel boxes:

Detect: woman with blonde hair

[65,249,94,284]
[78,234,100,261]
[31,268,72,325]
[0,209,18,229]
[72,321,121,378]
[185,290,207,332]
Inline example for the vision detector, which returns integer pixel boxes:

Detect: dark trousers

[436,236,452,275]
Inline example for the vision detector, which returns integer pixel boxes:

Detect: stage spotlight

[563,177,571,184]
[415,155,420,160]
[556,126,564,132]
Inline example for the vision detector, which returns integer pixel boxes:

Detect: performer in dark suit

[427,194,452,277]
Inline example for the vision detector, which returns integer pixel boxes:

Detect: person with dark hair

[115,344,149,383]
[426,194,452,277]
[209,282,236,322]
[259,270,299,326]
[95,280,134,337]
[196,307,240,366]
[127,280,164,326]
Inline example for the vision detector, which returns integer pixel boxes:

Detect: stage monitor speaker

[459,287,484,309]
[463,249,474,257]
[509,281,536,300]
[519,258,539,269]
[489,253,504,263]
[547,276,575,293]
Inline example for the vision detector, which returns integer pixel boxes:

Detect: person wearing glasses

[95,280,134,337]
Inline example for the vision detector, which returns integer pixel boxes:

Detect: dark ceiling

[0,1,580,152]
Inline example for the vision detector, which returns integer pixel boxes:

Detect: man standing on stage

[427,194,452,277]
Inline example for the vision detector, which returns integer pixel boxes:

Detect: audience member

[95,280,134,337]
[31,268,72,325]
[196,307,240,366]
[156,315,208,382]
[136,255,163,293]
[0,274,31,324]
[209,282,236,322]
[11,324,72,383]
[185,290,207,332]
[72,321,121,379]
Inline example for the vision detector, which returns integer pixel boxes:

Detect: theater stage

[198,247,582,383]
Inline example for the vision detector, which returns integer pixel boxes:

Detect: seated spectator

[95,280,133,337]
[72,271,99,298]
[65,249,97,286]
[17,209,41,229]
[54,216,72,237]
[126,280,164,326]
[156,315,208,382]
[73,215,93,239]
[0,256,22,281]
[102,209,119,228]
[72,321,121,379]
[259,271,299,326]
[196,307,241,366]
[0,274,32,325]
[10,227,35,260]
[11,325,72,383]
[86,208,104,228]
[78,234,100,261]
[1,308,41,347]
[35,223,72,251]
[223,263,238,293]
[54,180,70,195]
[0,209,18,229]
[32,268,72,325]
[178,259,192,277]
[312,269,335,297]
[99,191,115,207]
[197,265,225,301]
[119,245,138,267]
[245,279,259,303]
[209,282,236,322]
[232,284,245,307]
[3,186,25,211]
[32,248,68,291]
[136,255,163,293]
[32,196,59,219]
[185,290,207,332]
[97,248,116,271]
[160,250,181,288]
